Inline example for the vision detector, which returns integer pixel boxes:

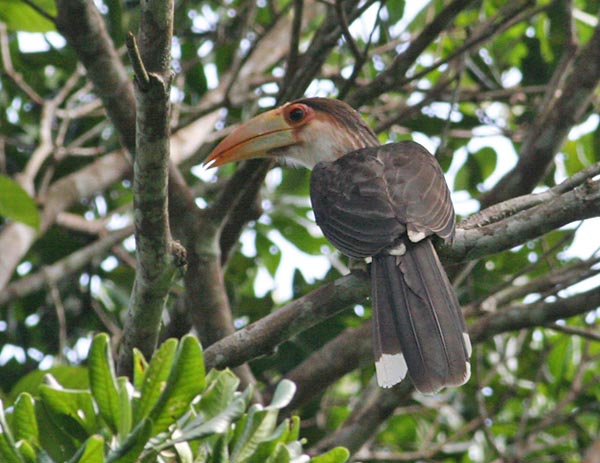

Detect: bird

[204,97,471,393]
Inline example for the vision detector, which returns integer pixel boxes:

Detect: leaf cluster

[0,334,348,463]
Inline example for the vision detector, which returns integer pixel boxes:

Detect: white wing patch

[387,243,406,256]
[375,353,408,388]
[407,229,426,242]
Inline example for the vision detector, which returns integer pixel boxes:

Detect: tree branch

[55,0,137,153]
[480,15,600,207]
[470,285,600,342]
[203,178,600,391]
[117,0,182,376]
[310,284,600,454]
[203,270,370,370]
[445,178,600,263]
[0,226,133,307]
[346,0,476,107]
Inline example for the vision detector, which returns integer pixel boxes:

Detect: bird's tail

[371,239,471,393]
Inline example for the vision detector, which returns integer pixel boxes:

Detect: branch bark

[117,0,182,376]
[444,177,600,263]
[203,271,369,370]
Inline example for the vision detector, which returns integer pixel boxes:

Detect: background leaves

[1,0,600,461]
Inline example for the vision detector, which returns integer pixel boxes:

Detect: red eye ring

[287,105,306,123]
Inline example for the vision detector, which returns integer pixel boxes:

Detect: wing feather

[310,141,455,258]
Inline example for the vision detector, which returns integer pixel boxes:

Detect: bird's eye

[288,107,305,123]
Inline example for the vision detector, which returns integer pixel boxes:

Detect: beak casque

[203,106,298,168]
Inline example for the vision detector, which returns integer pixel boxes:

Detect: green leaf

[310,447,350,463]
[547,335,574,384]
[15,440,36,463]
[35,398,79,462]
[385,1,405,25]
[10,366,89,402]
[230,406,279,463]
[117,377,132,437]
[472,147,497,181]
[247,420,291,463]
[255,231,281,277]
[173,440,194,463]
[177,387,251,441]
[88,333,121,434]
[0,175,40,229]
[197,369,240,420]
[0,0,56,32]
[287,416,300,443]
[132,349,148,392]
[267,380,296,410]
[148,335,206,435]
[0,401,22,463]
[133,339,178,424]
[261,442,290,463]
[13,393,38,445]
[0,433,22,463]
[39,380,98,440]
[69,435,105,463]
[208,434,229,463]
[106,418,153,463]
[454,154,481,195]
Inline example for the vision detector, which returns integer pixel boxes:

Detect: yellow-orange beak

[204,106,298,168]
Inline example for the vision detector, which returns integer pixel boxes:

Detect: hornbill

[204,97,471,393]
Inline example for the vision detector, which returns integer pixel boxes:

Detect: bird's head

[204,98,379,170]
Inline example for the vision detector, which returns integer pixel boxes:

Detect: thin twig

[125,32,150,91]
[281,0,303,93]
[546,323,600,342]
[49,283,67,363]
[0,22,44,104]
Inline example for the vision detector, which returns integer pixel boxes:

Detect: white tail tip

[375,353,408,388]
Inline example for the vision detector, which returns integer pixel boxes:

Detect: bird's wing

[310,141,455,258]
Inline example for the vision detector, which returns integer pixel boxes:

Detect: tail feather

[371,238,471,393]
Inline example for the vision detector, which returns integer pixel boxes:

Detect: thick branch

[117,0,179,376]
[55,0,137,153]
[203,271,369,370]
[470,285,600,343]
[445,178,600,263]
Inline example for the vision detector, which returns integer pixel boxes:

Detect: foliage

[0,333,348,463]
[0,0,600,462]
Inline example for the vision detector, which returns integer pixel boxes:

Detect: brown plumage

[204,97,471,393]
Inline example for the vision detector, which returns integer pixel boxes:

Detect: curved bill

[203,106,297,168]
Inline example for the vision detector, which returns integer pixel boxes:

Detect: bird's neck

[286,120,380,170]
